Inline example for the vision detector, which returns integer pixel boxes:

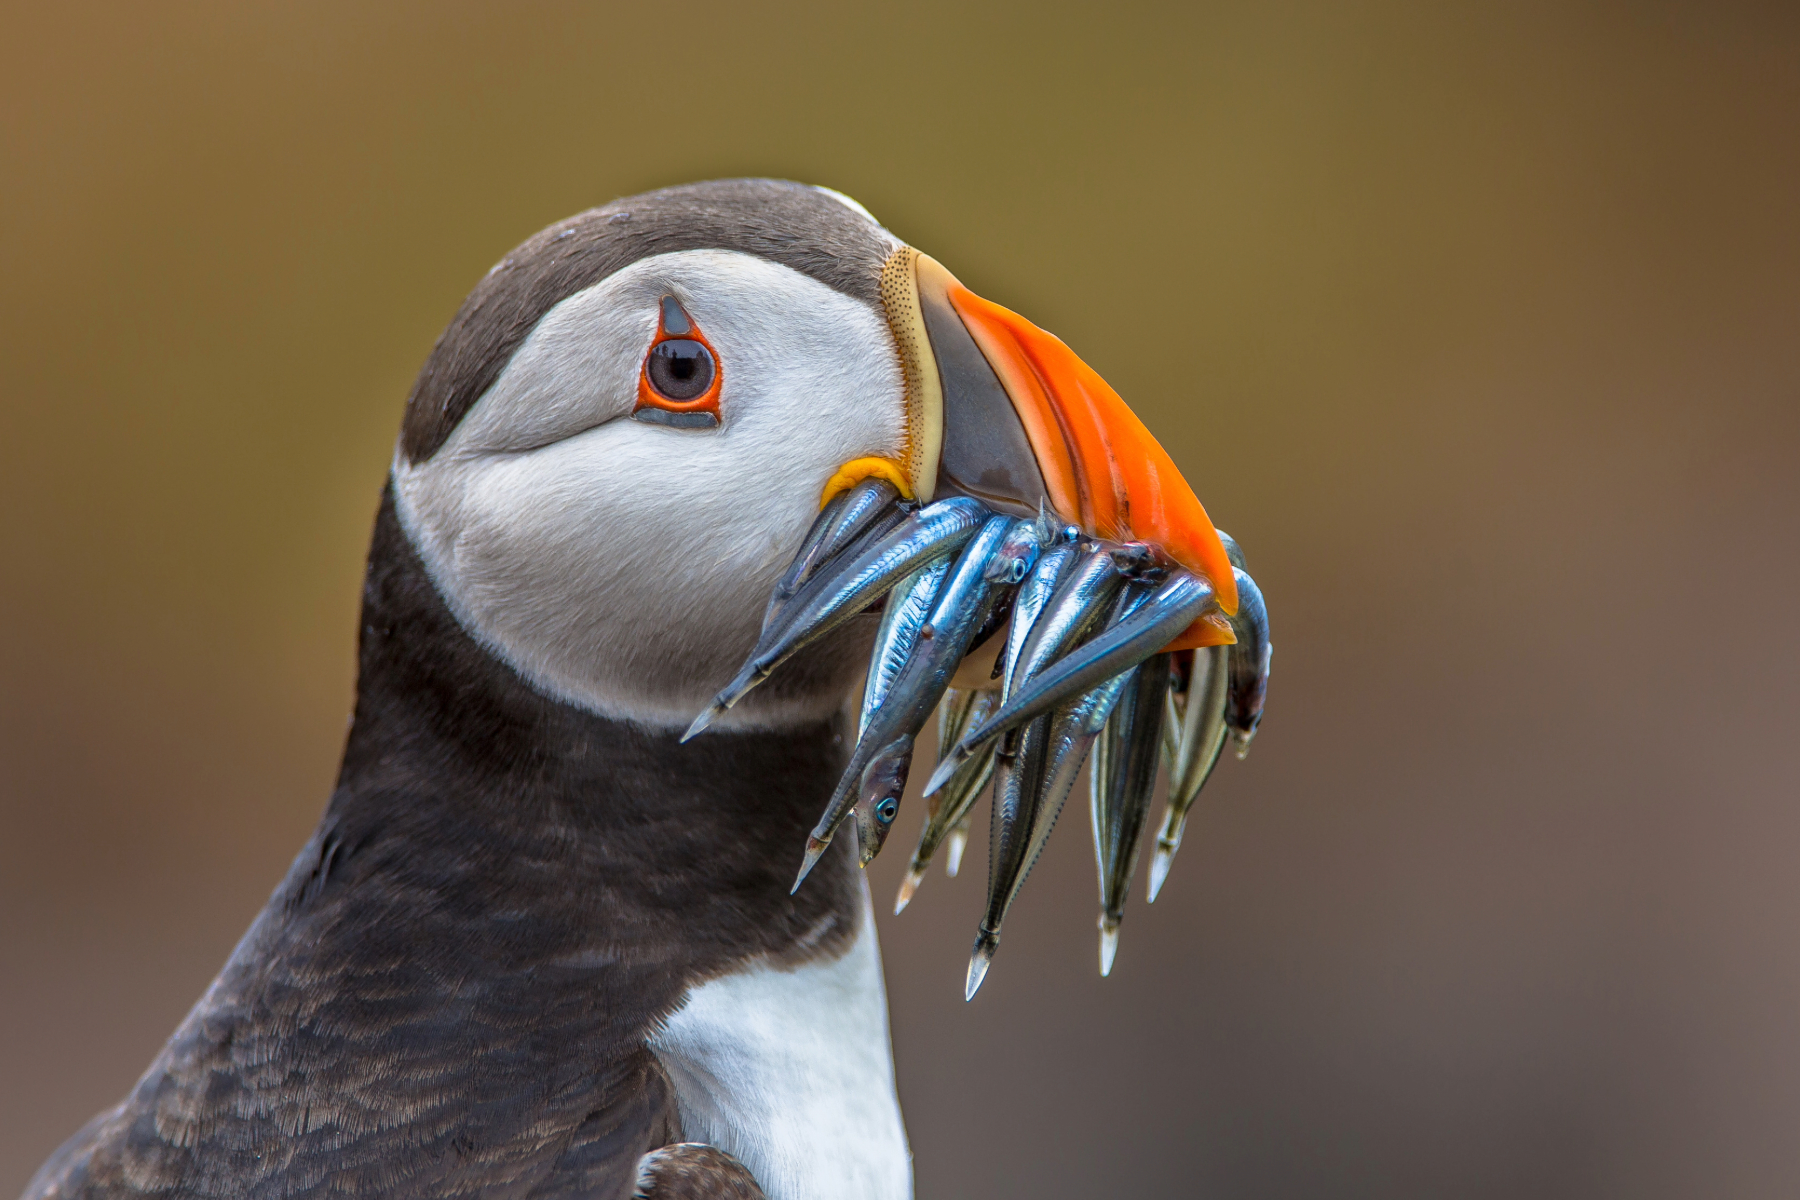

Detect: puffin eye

[634,295,722,429]
[647,339,715,402]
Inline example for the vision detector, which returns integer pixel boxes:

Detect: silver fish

[846,561,954,872]
[852,735,915,867]
[924,545,1125,795]
[792,514,1016,889]
[896,746,995,910]
[969,669,1135,982]
[895,688,1001,914]
[849,517,1017,868]
[1000,541,1080,699]
[1041,676,1135,818]
[941,683,1005,878]
[1147,643,1230,902]
[762,479,903,634]
[960,586,1146,1000]
[1225,566,1271,758]
[684,496,988,741]
[1159,648,1189,766]
[764,482,850,635]
[1090,651,1172,975]
[1215,527,1248,572]
[965,712,1051,1000]
[930,569,1216,782]
[993,582,1159,949]
[940,685,991,753]
[1006,546,1130,695]
[941,516,1045,688]
[982,517,1047,586]
[860,559,952,732]
[969,582,1156,982]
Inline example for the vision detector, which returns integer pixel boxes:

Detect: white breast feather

[649,881,912,1200]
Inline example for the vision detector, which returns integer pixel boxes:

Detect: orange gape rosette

[945,284,1238,650]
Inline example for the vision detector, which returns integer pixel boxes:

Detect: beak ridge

[939,269,1238,620]
[879,246,1239,642]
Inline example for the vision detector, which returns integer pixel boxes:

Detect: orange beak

[890,249,1237,649]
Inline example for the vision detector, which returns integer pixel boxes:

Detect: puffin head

[391,178,1236,733]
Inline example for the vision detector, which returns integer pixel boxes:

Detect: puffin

[25,179,1270,1200]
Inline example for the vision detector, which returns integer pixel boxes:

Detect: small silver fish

[895,688,1001,913]
[685,496,988,740]
[1012,582,1157,873]
[965,712,1051,1000]
[853,735,914,868]
[1160,648,1189,767]
[860,560,952,733]
[1001,542,1080,699]
[929,569,1216,784]
[982,587,1159,978]
[762,479,902,634]
[977,670,1135,961]
[1148,643,1230,902]
[935,686,990,764]
[1090,652,1172,975]
[924,546,1124,794]
[793,515,1016,888]
[963,566,1158,989]
[894,746,996,912]
[1225,566,1271,757]
[1005,546,1127,696]
[762,483,850,636]
[982,517,1046,585]
[1214,527,1248,572]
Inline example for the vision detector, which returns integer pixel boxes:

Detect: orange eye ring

[634,295,723,429]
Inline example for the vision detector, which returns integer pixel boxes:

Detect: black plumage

[27,492,861,1199]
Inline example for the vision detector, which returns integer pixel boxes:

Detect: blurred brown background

[4,2,1798,1196]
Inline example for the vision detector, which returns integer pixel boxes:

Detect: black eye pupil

[876,799,898,822]
[647,339,715,401]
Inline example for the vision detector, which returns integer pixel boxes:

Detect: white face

[393,249,907,731]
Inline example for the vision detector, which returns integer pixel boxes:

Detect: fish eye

[875,798,898,823]
[647,339,714,401]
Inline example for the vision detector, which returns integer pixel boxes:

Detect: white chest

[648,883,912,1200]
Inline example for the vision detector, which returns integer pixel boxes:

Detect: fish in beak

[687,241,1273,996]
[888,247,1240,633]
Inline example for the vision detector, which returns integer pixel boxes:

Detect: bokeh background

[4,2,1798,1196]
